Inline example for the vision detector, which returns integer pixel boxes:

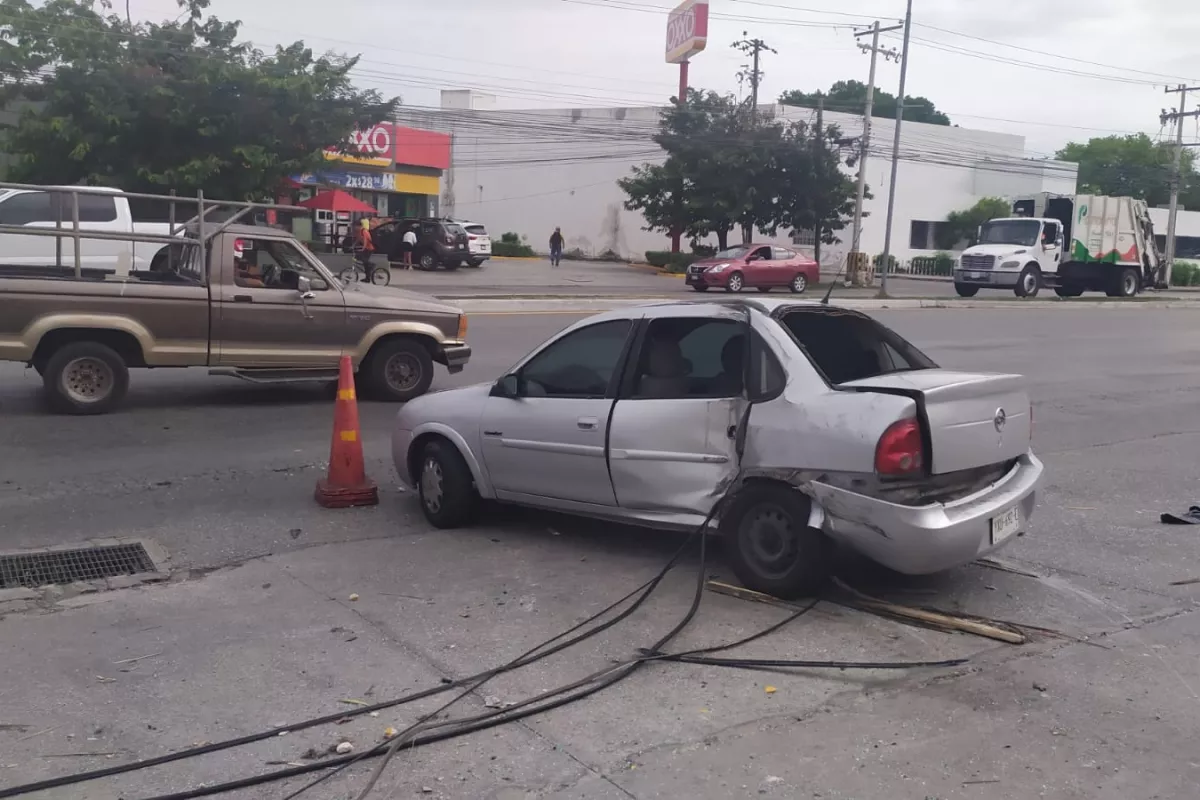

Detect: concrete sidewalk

[2,531,1197,799]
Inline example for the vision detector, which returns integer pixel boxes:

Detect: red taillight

[469,235,478,240]
[444,235,453,244]
[875,418,925,476]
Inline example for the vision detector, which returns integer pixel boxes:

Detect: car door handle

[483,430,502,437]
[577,417,599,430]
[233,294,253,303]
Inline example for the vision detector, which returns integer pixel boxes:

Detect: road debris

[832,579,1026,645]
[17,726,58,742]
[975,557,1042,579]
[113,651,162,665]
[383,727,398,739]
[335,741,354,754]
[764,686,777,695]
[348,593,360,602]
[1033,682,1048,692]
[95,676,117,684]
[338,699,368,707]
[1169,577,1200,587]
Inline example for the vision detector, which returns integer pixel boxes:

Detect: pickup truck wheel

[720,484,830,600]
[1014,264,1042,298]
[43,341,129,415]
[954,282,980,297]
[417,439,479,528]
[367,339,434,402]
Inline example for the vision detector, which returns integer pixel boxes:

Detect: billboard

[394,126,451,171]
[324,123,396,167]
[665,0,709,64]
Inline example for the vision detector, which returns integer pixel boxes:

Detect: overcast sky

[130,0,1200,156]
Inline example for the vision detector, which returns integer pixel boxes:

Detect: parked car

[447,218,492,267]
[391,298,1042,598]
[686,244,819,294]
[0,208,471,414]
[382,218,470,270]
[0,186,177,275]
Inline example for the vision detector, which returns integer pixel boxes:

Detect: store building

[397,93,1090,267]
[288,122,451,220]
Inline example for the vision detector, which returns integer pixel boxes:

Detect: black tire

[416,439,479,528]
[719,483,831,600]
[1014,264,1041,298]
[1107,267,1140,298]
[725,271,745,293]
[467,259,484,268]
[790,273,808,294]
[444,260,460,271]
[1054,285,1084,298]
[42,341,130,415]
[954,282,980,298]
[418,251,437,271]
[691,285,709,292]
[365,338,434,402]
[756,286,772,293]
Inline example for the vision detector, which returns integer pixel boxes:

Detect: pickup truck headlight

[1000,260,1020,269]
[457,314,468,340]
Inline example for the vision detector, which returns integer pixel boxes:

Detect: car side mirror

[310,277,328,292]
[494,373,521,398]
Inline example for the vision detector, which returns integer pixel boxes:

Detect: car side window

[75,194,118,223]
[0,192,55,225]
[630,318,746,400]
[752,246,772,261]
[520,319,633,398]
[773,247,793,261]
[235,239,330,291]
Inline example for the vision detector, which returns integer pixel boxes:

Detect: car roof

[578,297,849,326]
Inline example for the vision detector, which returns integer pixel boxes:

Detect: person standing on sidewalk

[400,225,418,269]
[549,227,564,267]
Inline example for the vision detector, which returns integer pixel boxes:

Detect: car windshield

[978,219,1041,247]
[714,247,749,260]
[779,308,937,385]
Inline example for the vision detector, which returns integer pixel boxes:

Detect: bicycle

[339,253,391,286]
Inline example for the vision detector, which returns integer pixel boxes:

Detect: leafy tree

[1055,134,1200,209]
[620,89,858,251]
[0,0,397,200]
[779,80,951,126]
[936,197,1012,249]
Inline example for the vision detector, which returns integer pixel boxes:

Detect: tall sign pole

[665,0,709,253]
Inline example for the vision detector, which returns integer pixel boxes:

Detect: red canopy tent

[296,189,377,214]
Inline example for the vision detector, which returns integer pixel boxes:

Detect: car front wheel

[720,484,830,599]
[725,271,744,293]
[790,273,808,293]
[417,439,479,528]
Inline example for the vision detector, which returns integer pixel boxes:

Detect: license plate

[969,271,984,279]
[990,506,1021,545]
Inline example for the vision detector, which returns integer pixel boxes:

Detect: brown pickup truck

[0,222,471,414]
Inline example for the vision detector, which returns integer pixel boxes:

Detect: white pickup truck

[954,193,1161,299]
[0,186,175,277]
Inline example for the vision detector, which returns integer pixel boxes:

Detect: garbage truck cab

[954,194,1160,299]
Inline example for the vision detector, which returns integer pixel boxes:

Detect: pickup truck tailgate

[841,370,1031,475]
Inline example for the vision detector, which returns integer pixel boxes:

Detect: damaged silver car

[391,300,1043,598]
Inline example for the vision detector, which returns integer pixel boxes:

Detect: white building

[397,92,1087,266]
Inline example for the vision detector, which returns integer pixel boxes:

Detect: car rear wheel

[720,484,830,599]
[418,252,437,270]
[790,273,808,294]
[43,341,130,415]
[725,271,744,293]
[444,260,460,271]
[467,258,484,267]
[366,338,434,402]
[417,439,479,528]
[954,283,980,297]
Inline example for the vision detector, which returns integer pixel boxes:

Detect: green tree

[1055,134,1200,209]
[936,197,1011,249]
[0,0,397,199]
[620,89,857,251]
[779,80,951,126]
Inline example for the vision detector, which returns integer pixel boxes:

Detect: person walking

[401,225,418,269]
[549,226,564,267]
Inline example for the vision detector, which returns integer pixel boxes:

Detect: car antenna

[821,243,861,305]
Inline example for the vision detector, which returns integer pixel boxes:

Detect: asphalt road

[3,305,1200,799]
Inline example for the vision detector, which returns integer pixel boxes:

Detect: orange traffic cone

[315,356,379,509]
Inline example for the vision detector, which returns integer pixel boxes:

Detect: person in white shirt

[401,226,418,269]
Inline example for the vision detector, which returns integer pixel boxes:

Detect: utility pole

[877,0,912,299]
[1160,84,1200,288]
[813,92,825,269]
[850,21,900,272]
[732,33,776,116]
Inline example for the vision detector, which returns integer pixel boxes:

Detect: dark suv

[373,218,469,271]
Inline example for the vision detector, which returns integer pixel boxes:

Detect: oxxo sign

[324,123,395,167]
[665,0,709,64]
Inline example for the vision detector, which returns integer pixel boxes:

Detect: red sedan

[684,244,819,294]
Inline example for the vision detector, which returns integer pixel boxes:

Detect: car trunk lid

[840,370,1030,475]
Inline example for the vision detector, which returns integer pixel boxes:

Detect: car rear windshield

[444,223,466,236]
[778,308,936,385]
[464,224,488,236]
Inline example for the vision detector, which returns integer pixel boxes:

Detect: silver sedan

[391,299,1043,598]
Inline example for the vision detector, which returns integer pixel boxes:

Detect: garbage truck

[953,193,1161,298]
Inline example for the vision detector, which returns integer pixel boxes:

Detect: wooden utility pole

[813,93,824,269]
[732,33,776,116]
[1160,85,1200,287]
[877,0,913,298]
[849,22,899,266]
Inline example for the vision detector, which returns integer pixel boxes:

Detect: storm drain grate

[0,544,157,589]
